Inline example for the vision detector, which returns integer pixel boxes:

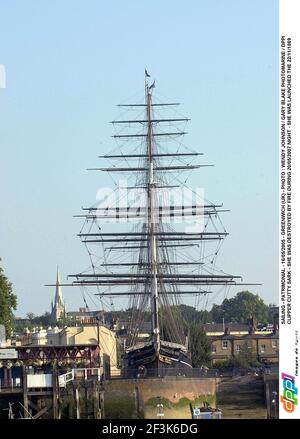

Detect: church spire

[51,267,65,322]
[55,268,63,304]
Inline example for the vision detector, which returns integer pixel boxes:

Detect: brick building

[207,323,279,365]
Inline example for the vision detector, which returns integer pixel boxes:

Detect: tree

[0,264,17,337]
[210,291,269,324]
[189,324,211,367]
[26,312,35,321]
[14,311,53,333]
[214,342,261,370]
[178,304,212,325]
[36,312,52,327]
[235,341,260,368]
[57,314,77,327]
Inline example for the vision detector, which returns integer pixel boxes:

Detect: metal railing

[119,368,220,379]
[58,367,102,387]
[115,365,279,380]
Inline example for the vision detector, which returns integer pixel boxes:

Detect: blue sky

[0,0,278,316]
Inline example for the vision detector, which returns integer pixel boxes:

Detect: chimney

[248,316,257,334]
[224,326,230,336]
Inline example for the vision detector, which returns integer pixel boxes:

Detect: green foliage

[159,305,186,342]
[235,341,261,368]
[268,304,279,325]
[26,312,35,321]
[0,264,17,338]
[57,314,77,327]
[189,324,211,367]
[14,312,52,333]
[210,291,269,324]
[104,396,136,419]
[11,290,271,344]
[213,359,233,370]
[146,395,216,412]
[146,396,174,409]
[178,304,212,326]
[213,342,262,370]
[36,312,52,326]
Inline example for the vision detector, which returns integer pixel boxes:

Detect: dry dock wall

[103,377,218,419]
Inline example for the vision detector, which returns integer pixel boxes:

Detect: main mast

[146,82,160,354]
[49,72,262,375]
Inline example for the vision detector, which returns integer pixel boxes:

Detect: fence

[58,367,102,387]
[119,367,220,379]
[115,365,279,380]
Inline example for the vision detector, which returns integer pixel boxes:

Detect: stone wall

[103,377,218,419]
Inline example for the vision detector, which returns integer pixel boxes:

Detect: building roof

[208,332,279,340]
[202,323,249,332]
[67,311,98,317]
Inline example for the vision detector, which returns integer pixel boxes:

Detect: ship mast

[145,80,160,354]
[47,72,261,356]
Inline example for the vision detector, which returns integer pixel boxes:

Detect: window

[236,344,241,352]
[260,344,266,353]
[212,345,216,353]
[272,340,278,348]
[222,341,228,349]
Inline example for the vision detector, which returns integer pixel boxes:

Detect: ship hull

[122,341,192,378]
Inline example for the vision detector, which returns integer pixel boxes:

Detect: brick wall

[103,377,218,419]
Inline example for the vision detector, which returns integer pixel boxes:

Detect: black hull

[122,343,192,378]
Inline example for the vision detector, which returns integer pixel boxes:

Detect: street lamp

[95,316,101,372]
[156,396,164,418]
[271,391,278,418]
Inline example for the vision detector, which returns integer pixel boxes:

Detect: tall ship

[62,71,255,376]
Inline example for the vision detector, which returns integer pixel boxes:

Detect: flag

[149,80,155,90]
[145,69,150,77]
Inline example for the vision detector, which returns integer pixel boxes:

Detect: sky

[0,0,278,316]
